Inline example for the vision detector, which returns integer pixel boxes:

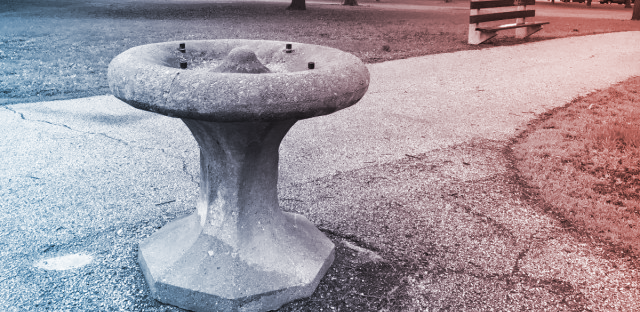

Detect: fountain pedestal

[108,40,369,312]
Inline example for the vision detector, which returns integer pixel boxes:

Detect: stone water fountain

[107,40,369,311]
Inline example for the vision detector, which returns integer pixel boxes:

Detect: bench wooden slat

[470,0,535,9]
[476,21,549,31]
[469,10,535,24]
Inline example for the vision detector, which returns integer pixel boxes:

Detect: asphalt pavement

[2,30,640,311]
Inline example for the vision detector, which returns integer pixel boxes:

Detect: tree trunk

[633,0,640,20]
[625,0,632,8]
[286,0,306,10]
[343,0,358,5]
[586,0,591,7]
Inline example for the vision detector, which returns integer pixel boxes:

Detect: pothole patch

[34,253,94,270]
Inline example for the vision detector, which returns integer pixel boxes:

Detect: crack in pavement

[2,105,199,186]
[3,105,126,145]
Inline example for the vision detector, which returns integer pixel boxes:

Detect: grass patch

[1,0,640,104]
[513,76,640,256]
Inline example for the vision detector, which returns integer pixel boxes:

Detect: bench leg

[515,24,543,39]
[468,25,497,45]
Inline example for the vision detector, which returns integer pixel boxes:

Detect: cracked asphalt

[2,32,640,311]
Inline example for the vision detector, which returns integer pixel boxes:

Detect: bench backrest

[470,0,536,24]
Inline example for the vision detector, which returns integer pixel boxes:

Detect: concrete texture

[2,32,640,311]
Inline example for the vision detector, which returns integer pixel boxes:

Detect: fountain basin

[108,39,369,121]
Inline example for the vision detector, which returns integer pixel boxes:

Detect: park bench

[468,0,549,44]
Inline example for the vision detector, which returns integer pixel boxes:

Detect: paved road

[1,31,640,310]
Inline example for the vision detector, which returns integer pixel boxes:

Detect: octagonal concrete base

[135,119,335,311]
[139,212,335,312]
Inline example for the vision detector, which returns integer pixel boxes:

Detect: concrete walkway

[2,32,640,311]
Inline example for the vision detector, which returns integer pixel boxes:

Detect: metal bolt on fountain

[107,40,369,312]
